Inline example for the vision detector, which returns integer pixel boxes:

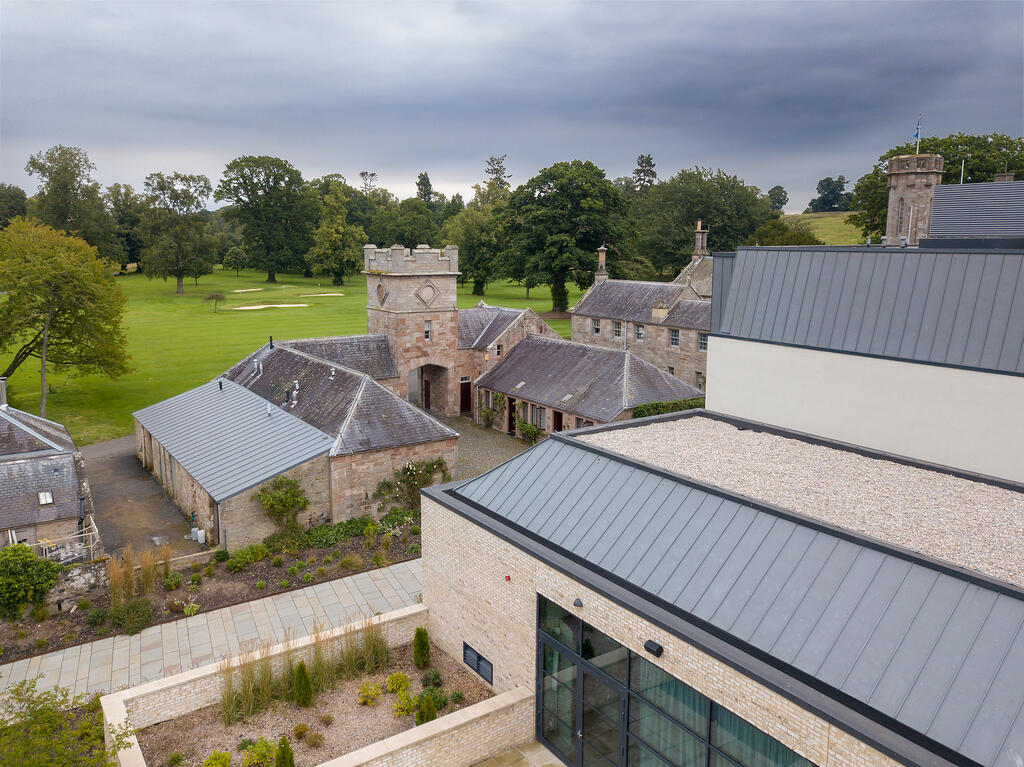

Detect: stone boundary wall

[102,604,427,767]
[317,686,533,767]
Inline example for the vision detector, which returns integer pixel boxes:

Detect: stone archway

[407,364,451,415]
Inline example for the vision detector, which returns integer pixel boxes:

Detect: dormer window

[38,491,53,505]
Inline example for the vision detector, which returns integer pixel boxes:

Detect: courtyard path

[0,560,421,698]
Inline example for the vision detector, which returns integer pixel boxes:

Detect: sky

[1,1,1022,214]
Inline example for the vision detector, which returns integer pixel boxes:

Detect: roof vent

[513,381,526,390]
[559,393,573,403]
[266,402,272,417]
[330,368,336,379]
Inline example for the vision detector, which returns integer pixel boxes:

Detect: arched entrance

[407,364,450,414]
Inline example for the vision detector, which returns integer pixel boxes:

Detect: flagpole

[915,113,922,154]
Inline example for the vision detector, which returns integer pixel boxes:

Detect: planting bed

[136,642,492,767]
[0,523,420,664]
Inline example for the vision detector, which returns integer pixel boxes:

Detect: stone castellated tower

[364,244,460,415]
[885,154,944,245]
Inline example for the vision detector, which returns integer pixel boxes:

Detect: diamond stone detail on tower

[415,281,438,307]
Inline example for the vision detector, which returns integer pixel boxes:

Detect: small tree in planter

[413,626,431,668]
[293,661,313,707]
[415,691,437,725]
[274,737,294,767]
[253,477,309,532]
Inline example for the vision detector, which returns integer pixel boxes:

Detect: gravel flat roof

[578,416,1024,588]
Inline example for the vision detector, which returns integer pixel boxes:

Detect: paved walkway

[0,560,421,697]
[472,743,563,767]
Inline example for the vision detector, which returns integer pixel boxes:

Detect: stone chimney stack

[595,245,609,284]
[694,220,709,259]
[994,172,1015,183]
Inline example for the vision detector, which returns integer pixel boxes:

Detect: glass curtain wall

[537,595,817,767]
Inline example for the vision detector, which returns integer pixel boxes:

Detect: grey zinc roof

[221,344,456,455]
[0,452,81,528]
[0,407,76,456]
[133,379,335,502]
[458,304,523,349]
[475,336,702,422]
[278,335,397,380]
[452,435,1024,767]
[571,280,686,323]
[931,182,1024,238]
[715,247,1024,375]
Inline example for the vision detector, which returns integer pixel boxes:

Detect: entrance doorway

[423,379,431,411]
[460,377,472,413]
[553,411,564,432]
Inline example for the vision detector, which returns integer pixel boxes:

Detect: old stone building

[474,335,703,436]
[0,378,97,556]
[885,153,944,245]
[133,344,458,549]
[571,225,712,390]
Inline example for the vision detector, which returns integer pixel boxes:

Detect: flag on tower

[915,115,922,153]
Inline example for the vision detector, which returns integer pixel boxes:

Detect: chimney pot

[595,245,608,284]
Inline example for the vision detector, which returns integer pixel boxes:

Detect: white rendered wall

[706,336,1024,483]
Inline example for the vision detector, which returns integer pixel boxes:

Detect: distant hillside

[783,212,864,245]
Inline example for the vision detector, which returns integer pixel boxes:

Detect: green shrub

[421,685,448,711]
[631,396,705,419]
[252,476,309,531]
[415,690,437,725]
[107,599,153,634]
[31,604,49,622]
[34,638,46,650]
[357,680,381,706]
[337,554,361,571]
[86,608,106,627]
[292,723,308,740]
[0,544,59,620]
[77,597,92,610]
[168,752,184,766]
[363,521,380,549]
[371,552,386,567]
[393,689,416,718]
[295,560,306,569]
[203,564,216,577]
[287,565,299,576]
[385,671,410,694]
[413,627,431,669]
[362,622,390,673]
[203,752,230,767]
[255,580,267,590]
[301,572,314,584]
[315,566,326,577]
[225,558,246,573]
[410,525,421,535]
[237,738,256,752]
[214,549,230,562]
[183,600,199,617]
[275,737,294,767]
[293,661,313,707]
[305,731,324,748]
[163,572,183,591]
[406,543,421,555]
[272,556,284,567]
[451,690,464,704]
[274,737,294,767]
[318,713,333,727]
[241,737,277,767]
[515,416,543,445]
[191,573,202,586]
[372,458,451,518]
[421,668,442,689]
[279,579,290,588]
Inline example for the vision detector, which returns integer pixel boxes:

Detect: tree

[500,160,628,311]
[0,221,129,415]
[274,737,295,767]
[370,197,438,248]
[214,156,318,282]
[24,145,119,261]
[141,172,216,294]
[359,170,379,195]
[808,176,852,212]
[223,245,248,276]
[293,661,313,707]
[633,167,773,277]
[0,183,27,228]
[305,181,366,285]
[632,154,657,193]
[744,218,822,246]
[767,185,788,211]
[0,544,59,620]
[104,183,148,271]
[848,132,1024,237]
[204,293,226,312]
[485,155,512,190]
[253,476,309,530]
[0,678,134,767]
[413,626,431,668]
[416,172,433,203]
[442,205,498,295]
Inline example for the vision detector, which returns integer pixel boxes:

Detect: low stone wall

[102,605,427,766]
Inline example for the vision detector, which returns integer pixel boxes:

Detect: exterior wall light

[573,598,583,608]
[644,640,664,657]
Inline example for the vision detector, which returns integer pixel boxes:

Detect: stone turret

[885,154,944,246]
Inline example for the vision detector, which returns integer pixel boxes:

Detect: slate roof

[931,181,1024,238]
[278,335,397,380]
[674,254,714,298]
[221,344,457,454]
[664,298,711,330]
[457,304,524,349]
[0,453,83,528]
[571,280,685,323]
[714,247,1024,375]
[133,379,335,502]
[474,336,702,422]
[0,407,76,456]
[450,429,1024,767]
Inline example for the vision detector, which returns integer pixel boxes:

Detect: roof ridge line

[264,341,367,380]
[335,375,369,454]
[0,408,68,453]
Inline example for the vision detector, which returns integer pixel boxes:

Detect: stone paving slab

[0,561,421,698]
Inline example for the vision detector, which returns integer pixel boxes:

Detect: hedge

[631,397,705,419]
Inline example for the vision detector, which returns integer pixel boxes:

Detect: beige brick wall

[421,497,903,767]
[330,437,458,521]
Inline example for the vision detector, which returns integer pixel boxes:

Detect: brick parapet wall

[421,497,903,767]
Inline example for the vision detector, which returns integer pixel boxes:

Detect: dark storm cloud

[1,1,1021,211]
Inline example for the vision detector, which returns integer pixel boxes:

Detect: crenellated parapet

[363,244,459,274]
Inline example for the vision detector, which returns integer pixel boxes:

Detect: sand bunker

[230,304,309,310]
[232,288,262,293]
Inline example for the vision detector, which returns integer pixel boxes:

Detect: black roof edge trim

[426,484,975,767]
[548,420,1024,601]
[733,246,1024,254]
[706,332,1024,379]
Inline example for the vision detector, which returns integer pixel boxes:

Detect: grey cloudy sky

[2,1,1022,212]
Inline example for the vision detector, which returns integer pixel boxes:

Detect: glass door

[581,667,624,766]
[540,637,578,763]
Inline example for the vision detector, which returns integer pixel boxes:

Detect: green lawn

[783,212,864,245]
[2,268,582,445]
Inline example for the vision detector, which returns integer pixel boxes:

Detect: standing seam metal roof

[930,182,1024,239]
[452,435,1024,767]
[132,379,335,502]
[714,247,1024,375]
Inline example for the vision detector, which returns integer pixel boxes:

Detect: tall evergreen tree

[485,155,512,190]
[632,154,657,192]
[416,172,433,203]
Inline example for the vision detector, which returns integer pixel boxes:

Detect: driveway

[81,436,203,556]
